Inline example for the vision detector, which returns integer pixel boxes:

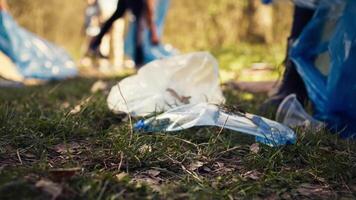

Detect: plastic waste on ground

[134,103,296,147]
[0,11,77,80]
[276,94,325,130]
[107,52,225,116]
[124,0,176,65]
[290,0,356,138]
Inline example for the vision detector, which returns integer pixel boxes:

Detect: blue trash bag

[290,0,356,138]
[262,0,343,8]
[124,0,176,65]
[0,11,77,80]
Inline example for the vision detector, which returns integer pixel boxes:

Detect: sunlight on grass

[213,43,285,82]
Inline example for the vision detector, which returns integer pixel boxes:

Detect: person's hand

[150,31,160,46]
[0,0,8,11]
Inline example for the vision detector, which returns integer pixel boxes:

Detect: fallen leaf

[147,169,160,177]
[69,105,82,115]
[61,102,70,109]
[131,175,163,192]
[250,143,260,154]
[116,172,129,181]
[35,179,63,200]
[166,88,191,104]
[297,183,333,198]
[281,192,292,199]
[53,142,81,154]
[139,144,152,154]
[188,161,205,171]
[215,162,224,168]
[68,97,92,115]
[243,170,262,180]
[90,80,108,93]
[49,167,81,181]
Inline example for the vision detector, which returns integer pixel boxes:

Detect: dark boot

[259,6,315,117]
[259,39,308,117]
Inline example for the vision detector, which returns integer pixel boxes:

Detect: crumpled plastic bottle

[134,103,296,147]
[276,94,326,130]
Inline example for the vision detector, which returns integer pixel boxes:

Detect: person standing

[97,0,125,69]
[260,4,315,112]
[88,0,159,68]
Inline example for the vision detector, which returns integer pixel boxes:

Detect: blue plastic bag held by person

[0,11,77,80]
[262,0,342,8]
[124,0,175,65]
[289,0,356,138]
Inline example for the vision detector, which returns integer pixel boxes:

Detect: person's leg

[129,0,145,67]
[89,0,127,51]
[260,6,315,114]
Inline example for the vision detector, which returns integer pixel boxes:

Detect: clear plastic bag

[134,103,296,147]
[107,52,225,116]
[0,11,77,80]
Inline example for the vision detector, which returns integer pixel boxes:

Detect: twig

[117,83,134,146]
[16,149,23,165]
[216,145,242,158]
[156,134,199,151]
[118,151,124,172]
[213,115,229,143]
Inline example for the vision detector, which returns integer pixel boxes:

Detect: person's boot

[85,35,109,59]
[259,39,308,117]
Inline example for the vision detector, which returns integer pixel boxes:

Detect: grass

[0,47,356,199]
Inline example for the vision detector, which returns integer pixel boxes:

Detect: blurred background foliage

[7,0,294,74]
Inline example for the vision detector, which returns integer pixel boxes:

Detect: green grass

[0,76,355,200]
[212,43,286,82]
[0,45,355,199]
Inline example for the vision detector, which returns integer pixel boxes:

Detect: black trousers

[281,6,315,100]
[91,0,146,66]
[290,6,315,40]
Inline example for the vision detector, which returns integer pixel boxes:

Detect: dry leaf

[131,172,163,192]
[166,88,191,104]
[35,179,62,200]
[68,97,92,115]
[188,161,205,171]
[243,170,262,180]
[49,167,81,181]
[250,143,260,154]
[91,80,108,93]
[139,144,152,154]
[116,172,128,181]
[61,102,70,109]
[53,142,81,154]
[69,105,82,115]
[297,183,333,198]
[147,169,160,177]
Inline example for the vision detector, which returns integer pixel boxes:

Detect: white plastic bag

[134,103,296,146]
[107,52,225,116]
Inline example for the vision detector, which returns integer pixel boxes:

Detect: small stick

[16,149,23,165]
